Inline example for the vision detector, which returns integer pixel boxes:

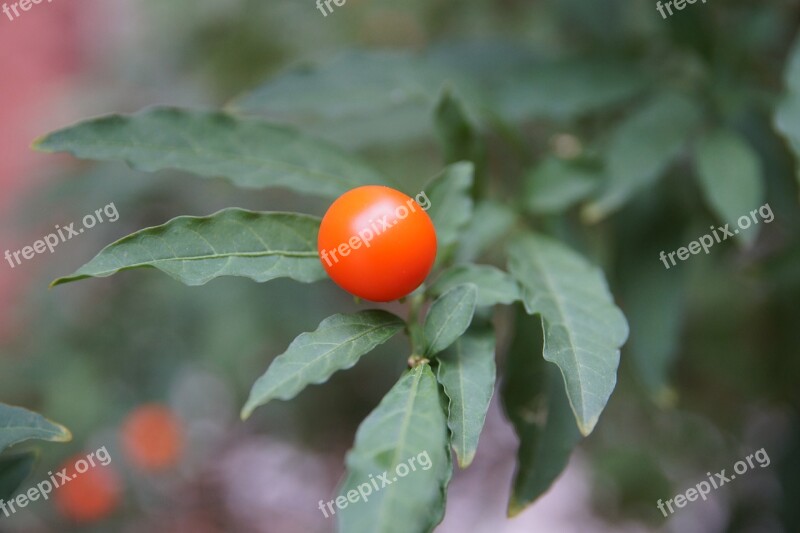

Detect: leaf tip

[30,135,51,152]
[580,202,606,224]
[53,424,73,443]
[456,451,475,469]
[507,497,526,518]
[240,403,254,421]
[576,416,597,437]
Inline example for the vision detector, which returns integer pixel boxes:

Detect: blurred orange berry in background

[121,404,184,472]
[54,455,121,523]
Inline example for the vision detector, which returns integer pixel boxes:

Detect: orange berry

[54,455,121,523]
[120,404,184,472]
[318,185,437,302]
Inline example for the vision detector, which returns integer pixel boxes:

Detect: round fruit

[120,404,184,472]
[54,455,121,523]
[318,185,437,302]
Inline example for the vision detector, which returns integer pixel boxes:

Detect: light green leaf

[524,157,600,214]
[0,452,38,501]
[52,209,325,287]
[507,233,628,436]
[423,284,478,357]
[436,325,496,468]
[425,162,475,251]
[455,200,517,263]
[34,107,385,197]
[502,311,581,516]
[429,264,519,307]
[241,311,404,419]
[695,130,764,246]
[337,364,451,533]
[584,92,702,221]
[493,60,646,122]
[0,404,71,451]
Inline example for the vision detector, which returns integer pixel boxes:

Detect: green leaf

[623,262,685,401]
[231,50,483,149]
[776,93,800,167]
[455,200,517,263]
[0,404,71,451]
[524,157,600,214]
[34,107,385,197]
[429,264,519,307]
[584,92,702,221]
[337,364,451,533]
[425,162,475,251]
[52,209,325,287]
[775,35,800,176]
[0,452,37,501]
[507,233,628,435]
[241,311,404,419]
[436,325,496,468]
[232,51,446,120]
[502,311,581,516]
[428,39,539,90]
[435,89,485,172]
[493,60,646,122]
[423,284,478,357]
[695,130,764,246]
[509,367,582,516]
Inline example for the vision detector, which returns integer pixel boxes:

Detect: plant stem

[406,291,426,356]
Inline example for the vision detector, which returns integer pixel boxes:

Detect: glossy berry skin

[318,185,437,302]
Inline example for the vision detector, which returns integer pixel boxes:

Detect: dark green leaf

[423,284,478,357]
[429,264,519,307]
[242,310,405,419]
[231,50,483,149]
[436,325,496,468]
[775,35,800,175]
[232,51,446,120]
[623,262,685,401]
[425,162,475,251]
[507,233,628,435]
[508,368,581,516]
[337,364,451,533]
[584,92,702,221]
[0,404,71,451]
[493,60,646,122]
[52,209,325,287]
[455,200,517,263]
[435,90,485,176]
[502,311,581,516]
[34,107,385,197]
[0,452,37,501]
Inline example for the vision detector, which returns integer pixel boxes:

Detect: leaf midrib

[375,366,424,530]
[426,289,472,356]
[268,321,401,398]
[48,135,362,188]
[81,249,319,276]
